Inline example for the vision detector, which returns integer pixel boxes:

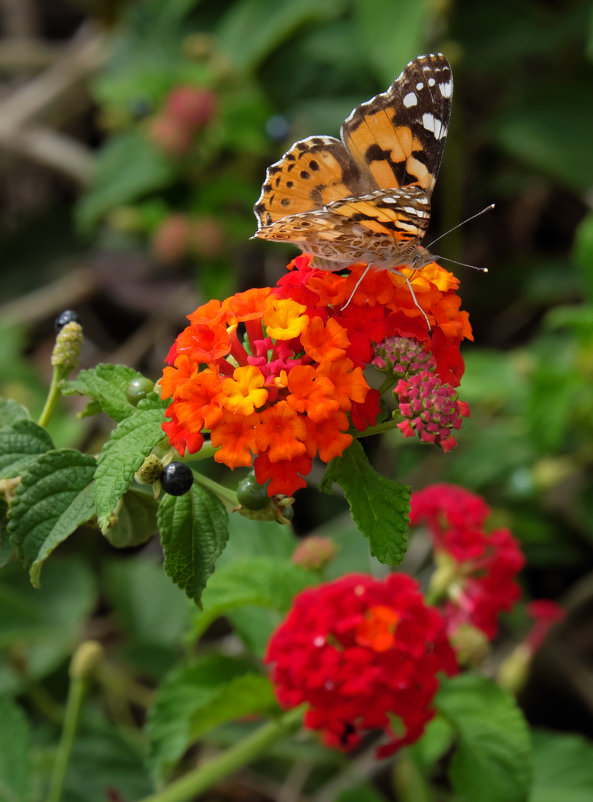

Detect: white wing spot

[439,81,452,98]
[416,81,424,91]
[428,77,436,87]
[422,113,447,140]
[403,91,417,108]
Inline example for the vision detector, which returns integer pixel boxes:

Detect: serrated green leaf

[102,488,158,548]
[157,483,228,604]
[437,675,532,802]
[0,399,30,428]
[76,131,177,231]
[0,498,11,568]
[94,396,167,531]
[63,364,151,422]
[147,655,276,782]
[191,557,315,641]
[530,731,593,802]
[7,450,96,587]
[0,696,31,802]
[0,419,54,479]
[321,440,410,565]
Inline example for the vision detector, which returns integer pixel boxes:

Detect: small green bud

[51,321,83,374]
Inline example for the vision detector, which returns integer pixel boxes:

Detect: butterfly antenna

[341,265,431,332]
[437,256,488,273]
[426,203,495,251]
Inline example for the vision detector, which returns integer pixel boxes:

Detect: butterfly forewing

[254,136,365,227]
[341,53,452,196]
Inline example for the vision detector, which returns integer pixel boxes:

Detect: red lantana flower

[411,484,525,639]
[160,256,472,496]
[265,573,458,758]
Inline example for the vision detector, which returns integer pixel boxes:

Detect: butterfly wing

[341,52,452,196]
[254,135,366,228]
[254,187,431,269]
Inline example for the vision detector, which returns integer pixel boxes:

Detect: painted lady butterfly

[253,53,452,284]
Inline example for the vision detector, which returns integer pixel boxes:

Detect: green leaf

[0,399,30,428]
[0,696,31,802]
[0,498,11,568]
[0,556,96,693]
[147,655,276,782]
[63,364,151,422]
[336,786,387,802]
[157,483,229,604]
[493,84,593,193]
[102,488,158,548]
[321,440,410,565]
[217,0,342,73]
[353,0,432,86]
[7,450,96,587]
[103,557,191,648]
[0,419,54,479]
[530,731,593,802]
[573,211,593,304]
[94,395,167,531]
[436,675,532,802]
[63,710,153,802]
[190,557,315,641]
[76,131,177,231]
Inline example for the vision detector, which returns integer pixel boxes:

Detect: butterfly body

[253,53,452,277]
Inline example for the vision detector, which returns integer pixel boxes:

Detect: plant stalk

[138,707,305,802]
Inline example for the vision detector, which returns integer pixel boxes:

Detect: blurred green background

[2,0,593,797]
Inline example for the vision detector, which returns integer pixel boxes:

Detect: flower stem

[138,707,305,802]
[192,470,238,507]
[353,419,401,439]
[38,367,62,428]
[45,675,86,802]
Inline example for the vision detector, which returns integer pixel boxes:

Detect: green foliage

[190,556,315,641]
[63,364,151,422]
[437,675,532,802]
[157,482,229,604]
[530,731,593,802]
[7,450,96,586]
[147,655,276,782]
[0,556,96,694]
[0,418,54,480]
[0,696,31,802]
[321,440,410,565]
[94,394,167,531]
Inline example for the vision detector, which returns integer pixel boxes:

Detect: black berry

[54,310,83,332]
[161,462,194,496]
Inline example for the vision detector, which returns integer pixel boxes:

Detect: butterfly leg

[391,268,431,331]
[340,264,372,310]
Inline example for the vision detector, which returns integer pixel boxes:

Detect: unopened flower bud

[70,640,103,680]
[135,454,164,484]
[292,536,338,571]
[51,321,83,374]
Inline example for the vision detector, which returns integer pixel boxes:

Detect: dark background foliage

[2,0,593,798]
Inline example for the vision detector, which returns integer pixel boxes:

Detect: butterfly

[252,53,453,306]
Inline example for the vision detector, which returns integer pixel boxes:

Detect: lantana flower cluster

[265,573,458,757]
[160,255,472,496]
[410,484,525,639]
